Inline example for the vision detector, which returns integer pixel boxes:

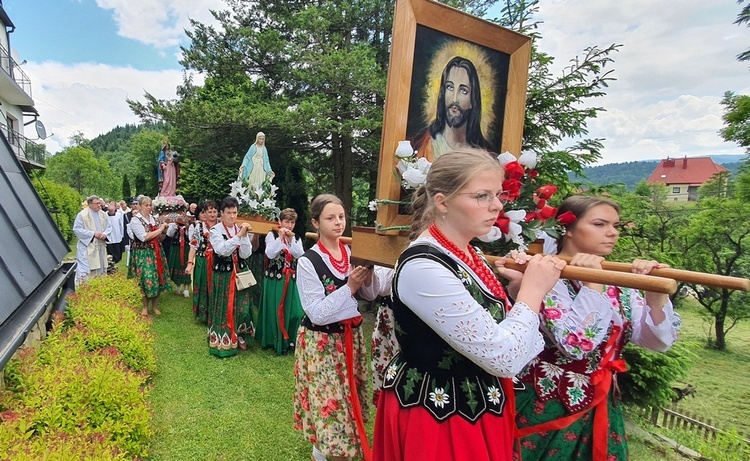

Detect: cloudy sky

[7,0,750,164]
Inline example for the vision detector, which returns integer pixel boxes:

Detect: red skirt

[374,389,514,461]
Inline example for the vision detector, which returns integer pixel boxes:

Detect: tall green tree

[45,145,118,199]
[129,0,620,225]
[679,198,750,350]
[735,0,750,62]
[121,174,132,201]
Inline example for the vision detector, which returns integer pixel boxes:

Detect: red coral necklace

[318,239,350,274]
[429,223,508,302]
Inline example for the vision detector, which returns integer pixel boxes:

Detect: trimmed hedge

[0,273,156,460]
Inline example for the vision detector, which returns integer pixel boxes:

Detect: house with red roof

[647,156,729,202]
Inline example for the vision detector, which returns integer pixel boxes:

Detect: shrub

[620,340,697,408]
[30,176,81,242]
[0,273,155,459]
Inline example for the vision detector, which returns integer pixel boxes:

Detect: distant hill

[570,155,746,189]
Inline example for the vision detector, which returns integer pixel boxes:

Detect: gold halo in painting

[422,40,496,139]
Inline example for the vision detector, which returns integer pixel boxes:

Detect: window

[672,187,680,194]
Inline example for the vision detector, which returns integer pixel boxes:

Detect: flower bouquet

[153,194,190,224]
[153,194,188,214]
[476,151,573,256]
[228,177,281,221]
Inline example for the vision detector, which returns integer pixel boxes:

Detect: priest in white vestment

[73,196,111,285]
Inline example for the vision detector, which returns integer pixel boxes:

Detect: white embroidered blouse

[395,236,545,378]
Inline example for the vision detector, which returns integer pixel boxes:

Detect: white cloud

[534,0,750,163]
[24,61,188,154]
[95,0,225,48]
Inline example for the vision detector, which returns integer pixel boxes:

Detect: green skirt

[514,385,628,460]
[168,242,192,285]
[256,274,304,355]
[192,255,209,322]
[208,271,255,358]
[128,245,173,298]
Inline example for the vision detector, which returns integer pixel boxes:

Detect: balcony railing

[0,42,31,98]
[1,123,47,167]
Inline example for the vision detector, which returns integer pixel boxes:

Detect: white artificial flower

[505,221,523,242]
[270,184,279,196]
[229,180,244,196]
[253,186,264,198]
[247,199,260,209]
[518,151,538,169]
[240,191,251,204]
[261,198,276,208]
[402,168,427,188]
[414,156,431,174]
[504,210,527,223]
[368,200,379,211]
[476,226,503,242]
[498,151,517,166]
[396,159,410,174]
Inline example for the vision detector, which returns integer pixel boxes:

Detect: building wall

[666,183,691,202]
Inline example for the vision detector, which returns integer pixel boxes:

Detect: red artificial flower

[537,204,557,220]
[495,212,510,234]
[504,161,525,181]
[536,184,558,199]
[557,211,577,226]
[529,169,539,178]
[502,178,523,200]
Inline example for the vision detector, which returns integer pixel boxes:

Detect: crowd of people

[73,145,682,461]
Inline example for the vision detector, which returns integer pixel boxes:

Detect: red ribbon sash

[340,315,371,461]
[277,248,295,341]
[517,325,626,461]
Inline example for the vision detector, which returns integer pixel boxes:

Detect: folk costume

[515,280,681,461]
[73,206,111,285]
[373,234,545,461]
[127,214,172,298]
[208,222,255,358]
[256,229,305,355]
[166,223,192,288]
[189,221,213,322]
[293,242,387,459]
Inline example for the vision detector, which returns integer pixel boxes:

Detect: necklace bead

[318,239,350,274]
[429,223,509,304]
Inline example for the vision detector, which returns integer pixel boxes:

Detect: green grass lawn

[666,299,750,435]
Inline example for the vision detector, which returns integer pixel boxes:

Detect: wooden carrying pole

[484,255,678,295]
[553,257,750,292]
[305,233,678,294]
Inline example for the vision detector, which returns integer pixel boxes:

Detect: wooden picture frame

[374,0,532,234]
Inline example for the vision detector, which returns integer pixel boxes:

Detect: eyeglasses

[457,191,507,208]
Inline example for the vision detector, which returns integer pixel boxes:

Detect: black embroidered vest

[212,233,250,273]
[382,244,510,423]
[299,249,358,334]
[265,230,298,280]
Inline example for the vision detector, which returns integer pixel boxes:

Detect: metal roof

[0,131,69,326]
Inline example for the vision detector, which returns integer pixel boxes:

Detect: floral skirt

[514,386,628,461]
[192,255,209,322]
[127,246,172,298]
[208,271,255,358]
[168,243,192,285]
[256,276,303,355]
[293,326,369,458]
[374,390,514,461]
